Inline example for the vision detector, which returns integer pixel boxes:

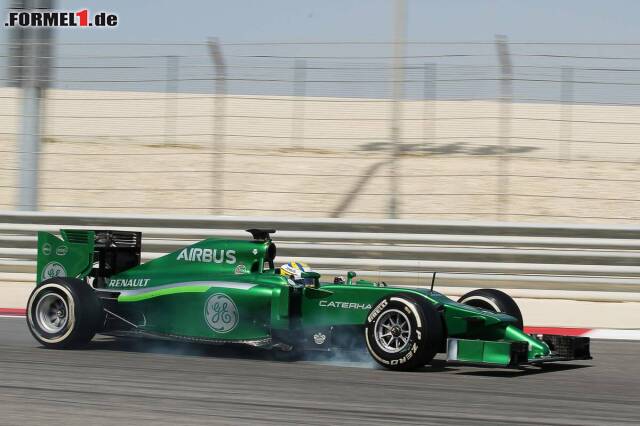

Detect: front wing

[446,334,591,367]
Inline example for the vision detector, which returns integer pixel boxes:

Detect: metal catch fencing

[4,41,640,222]
[1,211,640,301]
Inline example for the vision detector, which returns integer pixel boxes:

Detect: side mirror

[301,271,321,288]
[346,271,357,285]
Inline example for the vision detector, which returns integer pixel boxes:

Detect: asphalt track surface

[0,318,638,425]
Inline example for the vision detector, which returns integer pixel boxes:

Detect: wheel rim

[35,292,69,334]
[374,309,412,353]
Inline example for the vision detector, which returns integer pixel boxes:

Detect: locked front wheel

[364,294,443,371]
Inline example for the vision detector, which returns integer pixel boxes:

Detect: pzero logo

[177,248,236,264]
[4,9,118,28]
[41,261,66,281]
[204,293,239,333]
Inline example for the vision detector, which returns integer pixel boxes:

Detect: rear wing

[36,229,141,285]
[37,230,95,284]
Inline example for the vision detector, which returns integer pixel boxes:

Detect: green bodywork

[36,230,95,283]
[36,230,551,366]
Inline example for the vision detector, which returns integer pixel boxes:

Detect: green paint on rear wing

[36,231,94,284]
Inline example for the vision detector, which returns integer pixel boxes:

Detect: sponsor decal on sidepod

[204,293,239,333]
[107,278,150,288]
[319,300,372,310]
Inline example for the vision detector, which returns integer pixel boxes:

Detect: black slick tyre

[26,278,103,348]
[457,288,524,329]
[365,294,443,371]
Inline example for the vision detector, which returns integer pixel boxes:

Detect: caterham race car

[27,228,591,370]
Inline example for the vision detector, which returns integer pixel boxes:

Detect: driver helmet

[280,261,314,286]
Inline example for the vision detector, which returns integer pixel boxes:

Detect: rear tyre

[457,289,524,329]
[365,294,443,371]
[26,278,103,348]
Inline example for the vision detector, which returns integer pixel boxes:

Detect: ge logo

[204,293,238,333]
[41,262,66,281]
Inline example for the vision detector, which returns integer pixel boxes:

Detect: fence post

[495,35,512,221]
[207,38,226,215]
[18,38,41,211]
[291,59,306,149]
[164,55,179,146]
[423,63,436,150]
[15,0,53,211]
[389,0,406,219]
[560,66,574,161]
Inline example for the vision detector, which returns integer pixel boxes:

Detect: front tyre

[26,278,102,348]
[457,288,524,329]
[365,294,443,371]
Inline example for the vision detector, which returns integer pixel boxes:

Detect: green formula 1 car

[26,229,591,370]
